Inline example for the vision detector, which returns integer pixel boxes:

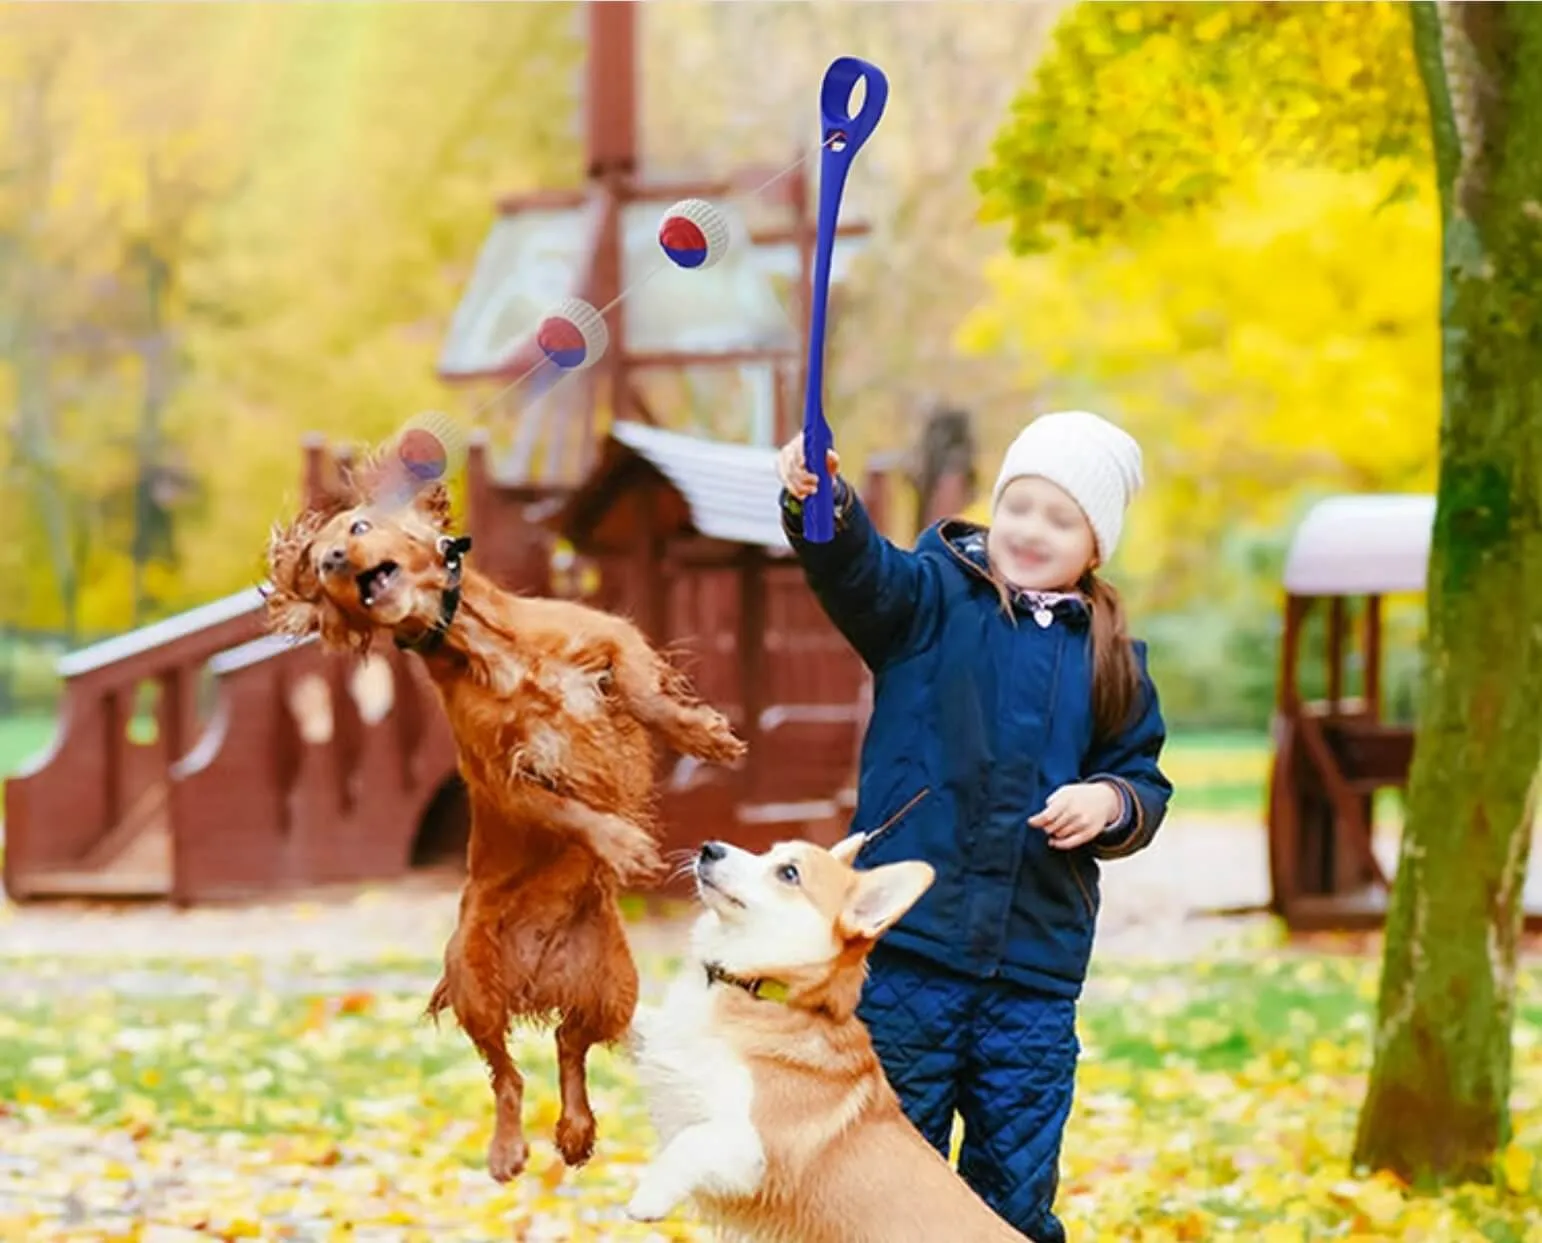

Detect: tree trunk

[1353,1,1542,1184]
[10,53,80,640]
[132,241,171,629]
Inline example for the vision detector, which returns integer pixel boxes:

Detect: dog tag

[1033,607,1053,629]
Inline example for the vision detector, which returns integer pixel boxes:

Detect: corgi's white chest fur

[633,973,736,1139]
[627,969,766,1221]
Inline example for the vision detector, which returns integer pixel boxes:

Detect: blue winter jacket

[784,480,1172,999]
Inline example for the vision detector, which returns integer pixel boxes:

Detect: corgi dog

[627,835,1026,1242]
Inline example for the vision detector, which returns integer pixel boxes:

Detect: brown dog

[263,455,745,1180]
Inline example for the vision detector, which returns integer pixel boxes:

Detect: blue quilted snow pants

[857,944,1079,1242]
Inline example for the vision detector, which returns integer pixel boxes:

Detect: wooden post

[1365,593,1383,721]
[862,463,889,538]
[772,364,792,450]
[103,687,124,829]
[301,433,328,509]
[585,1,637,178]
[925,471,970,528]
[631,489,668,644]
[159,668,191,769]
[588,184,627,466]
[581,2,637,467]
[1327,596,1346,712]
[333,445,355,499]
[465,431,492,548]
[1280,595,1309,713]
[738,551,766,778]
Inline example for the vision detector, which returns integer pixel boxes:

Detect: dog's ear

[263,510,328,638]
[838,860,935,942]
[412,481,452,533]
[829,833,866,866]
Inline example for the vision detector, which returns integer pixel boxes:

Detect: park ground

[1,721,1539,1241]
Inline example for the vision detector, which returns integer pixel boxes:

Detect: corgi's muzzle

[693,840,745,910]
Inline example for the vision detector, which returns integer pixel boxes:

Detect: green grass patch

[1160,730,1270,817]
[0,713,56,780]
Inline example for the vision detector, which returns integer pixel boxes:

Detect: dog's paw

[487,1132,529,1183]
[615,830,665,884]
[691,710,749,766]
[555,1109,597,1167]
[626,1179,677,1223]
[591,813,664,882]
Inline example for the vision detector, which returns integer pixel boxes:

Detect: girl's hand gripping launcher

[800,57,888,543]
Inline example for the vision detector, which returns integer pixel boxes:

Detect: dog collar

[396,534,472,655]
[704,961,791,1005]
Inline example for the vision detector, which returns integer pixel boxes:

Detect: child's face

[987,476,1097,592]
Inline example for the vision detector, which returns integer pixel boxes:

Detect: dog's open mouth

[356,561,402,608]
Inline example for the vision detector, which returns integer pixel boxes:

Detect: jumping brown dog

[263,454,745,1180]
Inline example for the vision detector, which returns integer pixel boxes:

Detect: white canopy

[1281,494,1436,597]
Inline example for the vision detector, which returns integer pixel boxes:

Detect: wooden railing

[167,634,458,901]
[4,589,267,897]
[4,433,881,903]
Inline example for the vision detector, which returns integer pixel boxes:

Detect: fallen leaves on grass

[0,954,1536,1241]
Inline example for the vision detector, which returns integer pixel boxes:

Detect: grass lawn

[0,952,1537,1240]
[1160,730,1272,816]
[0,714,56,781]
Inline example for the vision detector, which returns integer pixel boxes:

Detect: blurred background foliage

[0,2,1437,748]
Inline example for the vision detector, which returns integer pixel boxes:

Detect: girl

[775,410,1172,1242]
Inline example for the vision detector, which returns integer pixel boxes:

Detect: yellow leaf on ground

[1500,1143,1536,1195]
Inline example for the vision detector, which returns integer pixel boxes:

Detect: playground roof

[551,420,791,554]
[1281,494,1436,597]
[614,421,789,549]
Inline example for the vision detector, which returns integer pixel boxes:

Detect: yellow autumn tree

[1,4,582,636]
[974,0,1542,1188]
[0,7,235,641]
[957,161,1439,612]
[161,3,584,614]
[958,0,1437,585]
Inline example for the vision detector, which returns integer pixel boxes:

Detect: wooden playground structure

[4,4,901,906]
[1267,493,1542,931]
[4,432,894,903]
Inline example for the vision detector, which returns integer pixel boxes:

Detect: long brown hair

[1081,570,1141,744]
[987,565,1141,743]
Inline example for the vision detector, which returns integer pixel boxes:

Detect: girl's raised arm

[780,475,940,672]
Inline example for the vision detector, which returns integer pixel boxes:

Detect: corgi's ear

[829,833,866,866]
[838,861,935,942]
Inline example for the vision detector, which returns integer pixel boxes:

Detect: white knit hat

[990,411,1144,561]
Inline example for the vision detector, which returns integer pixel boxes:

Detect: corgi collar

[704,961,790,1005]
[396,534,472,655]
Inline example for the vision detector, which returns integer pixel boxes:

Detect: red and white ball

[658,198,730,270]
[536,297,609,371]
[395,410,466,484]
